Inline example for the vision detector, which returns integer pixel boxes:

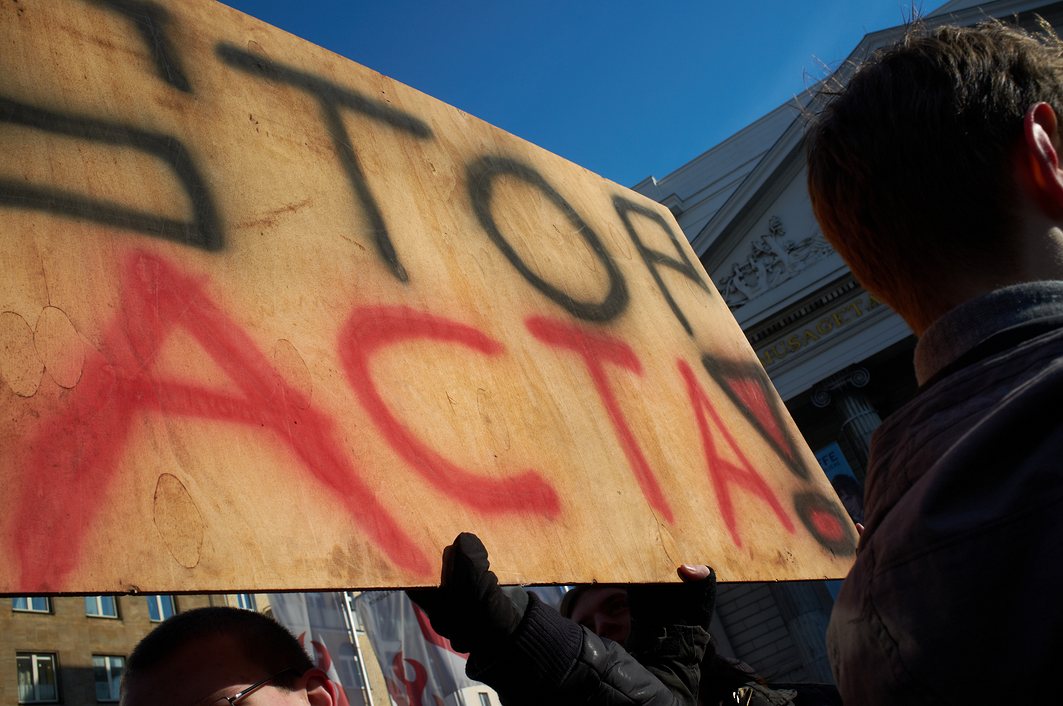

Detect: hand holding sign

[407,533,526,654]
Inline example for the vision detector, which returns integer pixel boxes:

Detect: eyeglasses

[214,667,301,705]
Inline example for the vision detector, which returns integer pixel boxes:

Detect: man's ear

[1022,102,1063,212]
[300,668,339,706]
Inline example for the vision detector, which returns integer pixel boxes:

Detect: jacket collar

[913,281,1063,386]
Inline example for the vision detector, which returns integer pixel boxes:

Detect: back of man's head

[807,21,1063,331]
[121,606,312,697]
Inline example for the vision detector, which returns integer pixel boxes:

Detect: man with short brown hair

[120,606,338,706]
[807,21,1063,704]
[808,21,1063,334]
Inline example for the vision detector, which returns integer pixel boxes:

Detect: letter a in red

[11,251,429,590]
[678,359,794,547]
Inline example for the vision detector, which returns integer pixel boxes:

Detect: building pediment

[690,102,812,262]
[696,147,850,327]
[714,215,833,313]
[629,0,1055,399]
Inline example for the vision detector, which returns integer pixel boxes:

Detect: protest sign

[0,0,856,593]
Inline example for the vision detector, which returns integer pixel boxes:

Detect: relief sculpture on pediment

[718,216,833,310]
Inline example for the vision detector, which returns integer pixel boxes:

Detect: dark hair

[807,20,1063,329]
[123,606,312,691]
[558,586,587,619]
[558,584,625,619]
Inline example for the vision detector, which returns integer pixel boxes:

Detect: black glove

[627,564,716,631]
[407,532,526,654]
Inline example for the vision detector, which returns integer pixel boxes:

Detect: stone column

[811,367,882,482]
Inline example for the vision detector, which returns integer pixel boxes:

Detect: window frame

[92,654,125,703]
[12,597,51,614]
[84,595,119,619]
[145,595,176,623]
[234,593,257,611]
[16,651,59,704]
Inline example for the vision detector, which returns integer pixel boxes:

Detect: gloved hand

[627,564,716,631]
[407,532,527,654]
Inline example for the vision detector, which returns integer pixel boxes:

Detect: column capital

[810,367,870,408]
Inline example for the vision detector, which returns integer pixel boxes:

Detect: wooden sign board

[0,0,856,593]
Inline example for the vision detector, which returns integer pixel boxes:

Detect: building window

[16,652,58,704]
[84,595,118,619]
[92,655,124,702]
[146,595,176,622]
[12,597,50,613]
[478,692,492,706]
[235,593,256,611]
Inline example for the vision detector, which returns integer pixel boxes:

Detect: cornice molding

[746,276,860,345]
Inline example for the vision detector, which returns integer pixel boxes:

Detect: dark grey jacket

[468,594,710,706]
[827,283,1063,705]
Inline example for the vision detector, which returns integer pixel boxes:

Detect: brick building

[0,591,405,706]
[2,594,217,704]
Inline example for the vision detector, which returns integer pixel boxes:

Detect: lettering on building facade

[757,293,882,368]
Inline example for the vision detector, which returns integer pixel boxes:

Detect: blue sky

[221,1,924,186]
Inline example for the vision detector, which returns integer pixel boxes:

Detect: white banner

[355,591,481,706]
[269,592,369,706]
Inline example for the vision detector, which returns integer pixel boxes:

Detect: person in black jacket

[408,533,716,706]
[560,585,847,706]
[806,20,1063,704]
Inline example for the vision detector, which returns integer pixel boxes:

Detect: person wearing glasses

[119,606,338,706]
